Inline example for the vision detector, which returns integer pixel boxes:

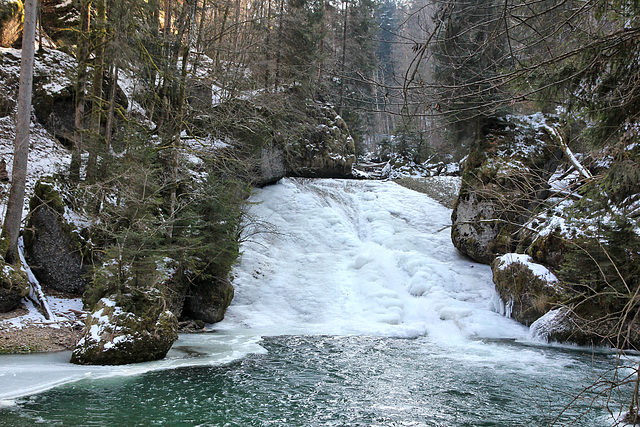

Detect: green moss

[30,180,65,215]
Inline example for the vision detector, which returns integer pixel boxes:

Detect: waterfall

[220,178,528,341]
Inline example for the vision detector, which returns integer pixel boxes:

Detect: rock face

[285,103,356,179]
[455,114,640,349]
[24,181,89,295]
[451,114,562,263]
[71,292,178,365]
[492,253,561,326]
[260,145,286,186]
[0,262,29,313]
[183,278,234,324]
[213,99,356,186]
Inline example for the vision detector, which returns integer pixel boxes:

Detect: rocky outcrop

[492,253,561,326]
[285,103,356,179]
[24,181,89,295]
[0,261,29,313]
[210,98,356,186]
[183,278,234,324]
[463,116,640,349]
[71,291,178,365]
[451,114,562,263]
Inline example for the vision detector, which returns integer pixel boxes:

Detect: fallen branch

[18,236,55,321]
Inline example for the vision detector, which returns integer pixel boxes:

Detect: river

[0,178,634,425]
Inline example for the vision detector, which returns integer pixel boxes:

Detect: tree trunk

[70,0,92,182]
[2,0,38,264]
[274,0,284,91]
[339,0,348,116]
[105,65,119,150]
[86,0,107,183]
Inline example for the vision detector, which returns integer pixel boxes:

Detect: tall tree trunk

[86,0,107,183]
[70,0,92,182]
[2,0,38,264]
[105,65,119,150]
[339,0,349,116]
[263,0,272,90]
[274,0,284,91]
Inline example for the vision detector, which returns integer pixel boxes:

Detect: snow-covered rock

[451,114,562,263]
[71,293,178,365]
[492,253,561,326]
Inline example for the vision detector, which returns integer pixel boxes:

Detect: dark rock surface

[183,278,234,324]
[24,181,88,295]
[451,115,562,263]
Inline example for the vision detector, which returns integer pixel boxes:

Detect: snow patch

[496,253,559,284]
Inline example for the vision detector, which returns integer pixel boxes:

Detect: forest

[0,0,638,419]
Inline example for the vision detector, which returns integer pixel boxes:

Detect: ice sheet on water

[222,178,528,341]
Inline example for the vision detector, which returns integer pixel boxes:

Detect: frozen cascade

[0,178,531,403]
[220,178,527,341]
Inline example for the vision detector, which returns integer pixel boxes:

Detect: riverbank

[393,176,461,208]
[0,321,82,354]
[0,297,84,354]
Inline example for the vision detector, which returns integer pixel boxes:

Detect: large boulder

[0,261,29,313]
[183,278,234,324]
[451,114,562,263]
[71,291,178,365]
[492,253,562,326]
[285,103,356,179]
[24,180,90,295]
[530,308,640,349]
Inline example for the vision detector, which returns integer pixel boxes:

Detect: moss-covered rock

[492,253,562,326]
[451,114,562,263]
[498,126,640,350]
[0,260,29,313]
[208,98,355,185]
[24,180,90,295]
[70,290,178,365]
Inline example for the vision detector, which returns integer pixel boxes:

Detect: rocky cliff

[452,113,640,349]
